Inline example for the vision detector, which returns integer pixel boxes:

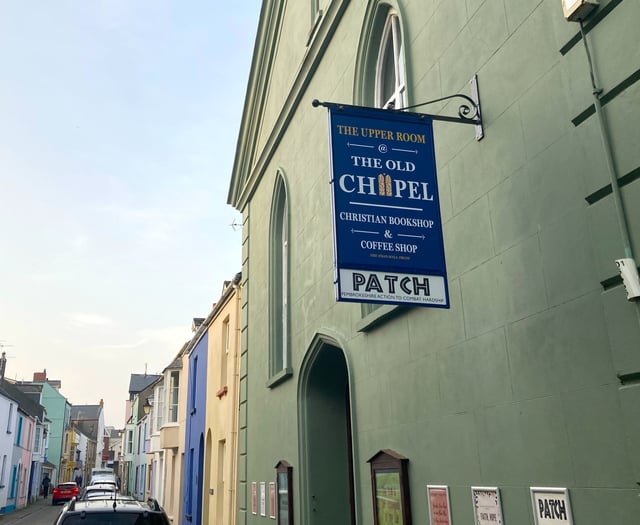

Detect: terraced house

[119,276,242,525]
[228,1,640,524]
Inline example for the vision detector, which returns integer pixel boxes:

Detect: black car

[54,497,171,524]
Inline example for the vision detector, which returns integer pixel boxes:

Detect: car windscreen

[61,513,168,524]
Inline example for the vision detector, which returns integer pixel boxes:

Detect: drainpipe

[229,276,242,525]
[577,20,640,309]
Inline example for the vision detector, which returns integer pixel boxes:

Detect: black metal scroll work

[313,74,484,140]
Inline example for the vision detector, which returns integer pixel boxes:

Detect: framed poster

[260,482,267,516]
[530,487,573,525]
[368,449,412,525]
[471,487,503,525]
[269,482,276,519]
[251,482,257,515]
[427,485,451,525]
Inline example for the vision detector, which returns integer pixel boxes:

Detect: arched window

[356,4,408,317]
[375,9,406,110]
[269,173,292,386]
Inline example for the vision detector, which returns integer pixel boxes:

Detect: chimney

[33,369,47,382]
[99,399,104,408]
[191,317,205,332]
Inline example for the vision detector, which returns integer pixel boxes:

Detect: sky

[0,1,262,427]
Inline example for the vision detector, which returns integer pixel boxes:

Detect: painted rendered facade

[0,392,17,513]
[31,380,70,483]
[14,410,35,510]
[147,377,164,504]
[203,275,242,525]
[228,1,640,524]
[28,416,48,502]
[158,345,188,523]
[69,403,106,474]
[182,331,208,524]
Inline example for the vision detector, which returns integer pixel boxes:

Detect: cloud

[66,312,114,327]
[98,325,190,353]
[101,339,148,350]
[140,325,192,346]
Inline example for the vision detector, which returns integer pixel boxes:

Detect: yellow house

[60,425,79,482]
[203,274,242,525]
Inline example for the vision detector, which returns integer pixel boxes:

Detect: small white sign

[530,487,573,525]
[260,482,266,516]
[339,268,447,305]
[472,487,503,525]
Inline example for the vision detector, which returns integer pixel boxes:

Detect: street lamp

[143,398,153,416]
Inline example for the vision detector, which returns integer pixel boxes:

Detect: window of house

[308,0,323,45]
[169,371,179,423]
[156,386,165,429]
[268,174,292,387]
[6,403,13,433]
[221,316,229,387]
[9,466,17,498]
[15,416,22,446]
[190,356,198,411]
[0,455,6,487]
[127,430,134,455]
[34,427,41,454]
[216,439,226,518]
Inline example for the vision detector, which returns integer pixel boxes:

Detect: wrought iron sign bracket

[313,74,484,141]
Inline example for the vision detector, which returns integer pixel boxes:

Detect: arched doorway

[203,430,212,523]
[197,434,204,524]
[300,340,355,525]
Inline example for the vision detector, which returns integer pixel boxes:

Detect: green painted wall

[38,382,70,479]
[232,0,640,523]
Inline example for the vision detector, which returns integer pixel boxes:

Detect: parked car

[90,467,115,478]
[54,497,171,524]
[79,483,118,501]
[51,482,80,505]
[88,473,118,488]
[86,478,118,491]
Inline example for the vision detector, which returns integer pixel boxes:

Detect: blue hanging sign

[326,103,449,308]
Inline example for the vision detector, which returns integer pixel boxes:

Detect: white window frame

[268,174,292,386]
[156,386,165,429]
[127,430,134,455]
[6,403,13,434]
[0,455,6,487]
[34,427,41,454]
[375,10,406,110]
[168,371,179,423]
[281,195,289,370]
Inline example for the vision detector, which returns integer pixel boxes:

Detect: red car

[52,482,80,505]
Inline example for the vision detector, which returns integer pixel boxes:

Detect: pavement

[0,497,54,524]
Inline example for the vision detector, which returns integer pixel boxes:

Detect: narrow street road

[0,498,62,525]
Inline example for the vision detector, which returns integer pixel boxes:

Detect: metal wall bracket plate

[313,74,484,141]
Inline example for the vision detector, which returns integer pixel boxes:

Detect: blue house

[182,321,208,524]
